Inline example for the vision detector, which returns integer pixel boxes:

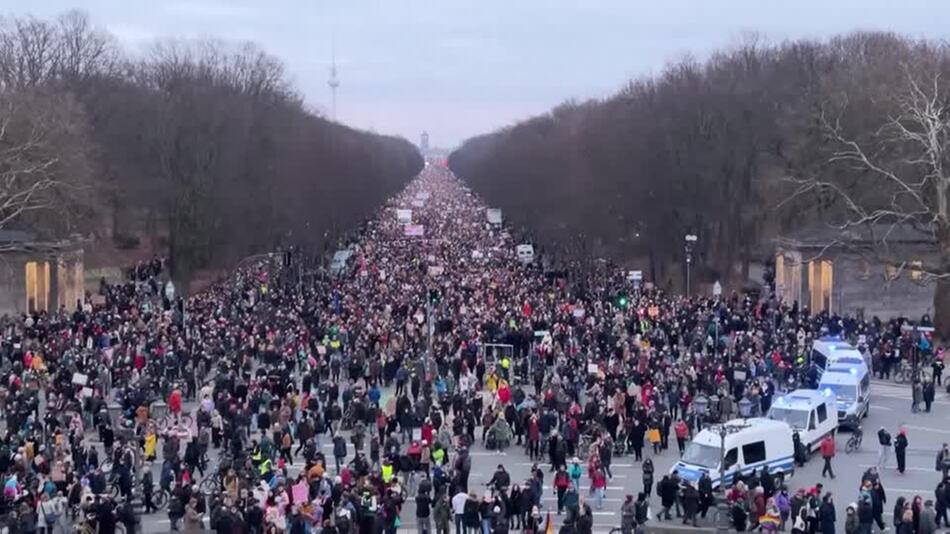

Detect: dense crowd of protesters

[0,166,948,534]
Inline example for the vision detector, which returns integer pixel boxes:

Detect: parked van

[767,389,839,454]
[819,363,871,427]
[672,418,795,489]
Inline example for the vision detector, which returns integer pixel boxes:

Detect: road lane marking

[543,485,626,491]
[541,497,624,502]
[859,464,933,472]
[517,462,635,468]
[902,424,950,434]
[887,488,935,494]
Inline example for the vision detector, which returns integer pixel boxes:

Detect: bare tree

[0,15,61,89]
[0,89,96,243]
[785,65,950,331]
[55,10,120,83]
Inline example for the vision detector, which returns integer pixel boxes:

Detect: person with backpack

[635,492,651,527]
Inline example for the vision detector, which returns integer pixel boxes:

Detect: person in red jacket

[820,434,836,479]
[674,419,690,456]
[590,467,607,510]
[168,388,183,421]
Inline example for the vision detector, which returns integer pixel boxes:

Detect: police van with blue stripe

[767,389,839,454]
[672,418,795,489]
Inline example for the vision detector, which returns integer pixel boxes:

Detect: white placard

[72,372,89,386]
[396,209,412,223]
[516,244,534,264]
[486,208,502,225]
[411,200,425,208]
[404,225,425,237]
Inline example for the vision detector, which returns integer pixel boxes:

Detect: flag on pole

[544,512,553,534]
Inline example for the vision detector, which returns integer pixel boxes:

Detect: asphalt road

[118,376,950,534]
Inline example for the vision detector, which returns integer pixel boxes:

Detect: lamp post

[713,315,721,361]
[900,323,934,404]
[709,394,720,423]
[693,394,730,534]
[685,234,698,295]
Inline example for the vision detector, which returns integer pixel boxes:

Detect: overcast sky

[6,0,949,147]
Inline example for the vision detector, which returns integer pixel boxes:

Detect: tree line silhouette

[0,11,423,285]
[450,32,950,313]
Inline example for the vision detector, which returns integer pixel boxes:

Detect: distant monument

[328,52,340,121]
[420,131,430,154]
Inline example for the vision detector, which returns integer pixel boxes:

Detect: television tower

[328,50,340,121]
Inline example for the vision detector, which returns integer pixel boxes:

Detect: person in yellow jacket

[485,371,498,393]
[381,460,394,484]
[144,430,157,461]
[259,458,272,477]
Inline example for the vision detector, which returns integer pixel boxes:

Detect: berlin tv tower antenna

[328,41,340,121]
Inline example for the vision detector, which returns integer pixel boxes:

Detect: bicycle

[893,361,914,384]
[845,427,863,454]
[156,412,194,433]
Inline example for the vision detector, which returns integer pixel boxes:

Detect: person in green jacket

[433,494,452,534]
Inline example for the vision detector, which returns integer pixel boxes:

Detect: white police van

[767,389,839,454]
[811,338,869,376]
[818,362,871,427]
[672,418,795,489]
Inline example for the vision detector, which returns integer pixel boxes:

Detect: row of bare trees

[450,32,950,332]
[0,11,423,284]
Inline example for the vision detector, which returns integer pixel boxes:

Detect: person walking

[877,427,892,469]
[933,352,945,386]
[416,490,433,534]
[820,434,836,479]
[818,493,837,534]
[895,428,909,474]
[912,380,923,413]
[674,419,689,456]
[923,379,936,412]
[658,475,677,521]
[920,499,938,534]
[621,495,637,534]
[642,459,655,497]
[935,480,949,528]
[553,466,571,515]
[871,480,888,531]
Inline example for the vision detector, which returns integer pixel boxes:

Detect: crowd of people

[0,165,948,534]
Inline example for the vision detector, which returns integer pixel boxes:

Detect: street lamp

[685,234,698,295]
[709,394,720,423]
[713,315,721,360]
[694,393,731,534]
[900,323,934,403]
